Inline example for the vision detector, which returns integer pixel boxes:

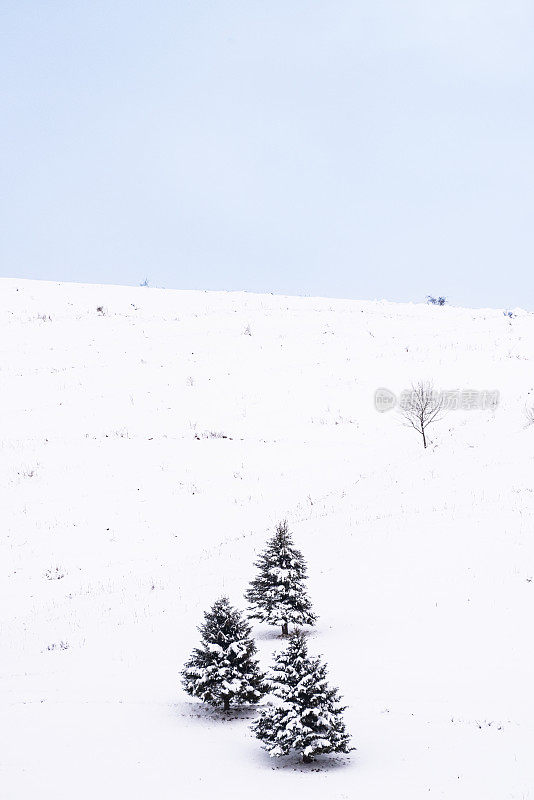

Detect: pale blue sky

[1,1,533,308]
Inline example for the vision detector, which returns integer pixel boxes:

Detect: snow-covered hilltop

[1,278,533,799]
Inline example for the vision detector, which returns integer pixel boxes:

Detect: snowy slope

[1,278,533,799]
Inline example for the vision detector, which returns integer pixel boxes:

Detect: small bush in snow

[45,566,65,580]
[426,295,447,306]
[47,641,69,651]
[195,431,231,440]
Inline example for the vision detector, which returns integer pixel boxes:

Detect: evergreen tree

[245,521,317,635]
[181,597,266,711]
[251,630,352,763]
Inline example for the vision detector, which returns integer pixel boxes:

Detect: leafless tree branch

[398,381,445,449]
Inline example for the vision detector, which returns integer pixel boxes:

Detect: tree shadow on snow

[172,700,257,724]
[254,626,321,643]
[253,747,354,773]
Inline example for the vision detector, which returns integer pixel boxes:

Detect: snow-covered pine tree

[181,597,266,711]
[251,630,352,763]
[245,520,317,636]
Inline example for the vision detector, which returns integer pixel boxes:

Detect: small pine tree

[181,597,266,711]
[252,630,352,763]
[245,521,317,636]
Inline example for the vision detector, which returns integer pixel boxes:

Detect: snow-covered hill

[1,278,533,799]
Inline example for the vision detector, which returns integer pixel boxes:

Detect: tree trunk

[422,428,427,448]
[281,622,288,636]
[303,753,313,763]
[223,696,230,712]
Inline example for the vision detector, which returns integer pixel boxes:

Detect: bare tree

[398,381,444,449]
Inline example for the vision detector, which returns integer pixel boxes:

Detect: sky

[1,1,534,309]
